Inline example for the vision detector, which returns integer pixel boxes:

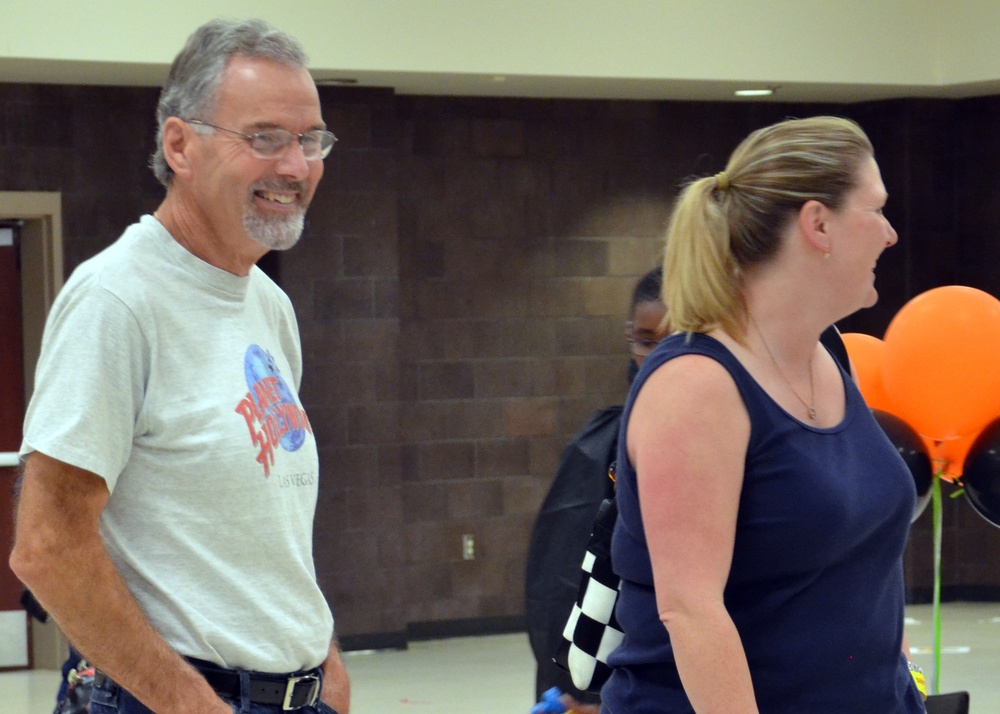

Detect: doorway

[0,221,27,668]
[0,192,64,670]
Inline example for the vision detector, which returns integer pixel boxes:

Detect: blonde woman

[602,117,924,713]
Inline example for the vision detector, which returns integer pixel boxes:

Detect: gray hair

[151,18,309,187]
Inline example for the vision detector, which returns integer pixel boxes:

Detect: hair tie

[715,171,729,192]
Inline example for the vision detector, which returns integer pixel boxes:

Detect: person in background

[526,267,667,714]
[10,18,348,714]
[602,116,926,712]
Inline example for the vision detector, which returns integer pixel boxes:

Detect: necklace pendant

[807,406,817,420]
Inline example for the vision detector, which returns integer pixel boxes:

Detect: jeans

[89,669,339,714]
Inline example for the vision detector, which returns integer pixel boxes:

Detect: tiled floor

[2,602,997,713]
[906,602,1000,708]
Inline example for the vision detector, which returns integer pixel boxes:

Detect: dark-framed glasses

[627,336,661,358]
[184,119,337,160]
[625,320,664,357]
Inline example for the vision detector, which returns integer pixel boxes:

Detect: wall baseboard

[340,615,526,653]
[906,586,1000,604]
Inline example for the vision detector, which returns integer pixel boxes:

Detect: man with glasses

[11,18,348,714]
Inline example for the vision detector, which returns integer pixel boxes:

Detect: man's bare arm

[9,452,229,714]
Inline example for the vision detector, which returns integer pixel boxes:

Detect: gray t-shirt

[22,215,333,672]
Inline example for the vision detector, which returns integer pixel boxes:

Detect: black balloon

[872,409,933,522]
[960,417,1000,528]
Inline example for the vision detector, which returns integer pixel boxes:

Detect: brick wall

[393,97,669,632]
[3,82,1000,649]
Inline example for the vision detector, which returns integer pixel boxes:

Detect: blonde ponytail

[663,176,741,336]
[661,116,873,339]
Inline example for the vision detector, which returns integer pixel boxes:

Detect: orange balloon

[883,286,1000,441]
[921,432,978,483]
[841,332,891,411]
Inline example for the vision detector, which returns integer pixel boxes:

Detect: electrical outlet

[462,534,475,560]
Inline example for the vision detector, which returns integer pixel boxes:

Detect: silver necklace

[751,317,817,420]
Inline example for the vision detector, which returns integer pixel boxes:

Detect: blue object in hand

[531,687,567,714]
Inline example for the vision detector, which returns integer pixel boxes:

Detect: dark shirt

[525,406,621,702]
[603,332,924,713]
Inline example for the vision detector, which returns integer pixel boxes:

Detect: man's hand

[320,638,351,714]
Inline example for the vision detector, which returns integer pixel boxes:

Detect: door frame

[0,191,65,669]
[0,191,64,400]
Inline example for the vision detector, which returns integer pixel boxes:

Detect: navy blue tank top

[603,332,924,713]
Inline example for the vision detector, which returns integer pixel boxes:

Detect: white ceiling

[4,1,1000,104]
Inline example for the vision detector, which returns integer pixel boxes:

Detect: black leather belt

[95,659,322,711]
[192,659,321,710]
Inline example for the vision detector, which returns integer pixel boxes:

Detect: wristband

[908,662,927,700]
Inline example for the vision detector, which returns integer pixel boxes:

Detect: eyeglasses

[627,336,661,357]
[625,320,664,357]
[184,119,337,160]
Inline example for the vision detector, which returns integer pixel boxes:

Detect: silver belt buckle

[282,673,320,710]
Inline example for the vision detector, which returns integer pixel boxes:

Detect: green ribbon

[931,472,942,695]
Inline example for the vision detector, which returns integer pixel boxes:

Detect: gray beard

[243,208,305,251]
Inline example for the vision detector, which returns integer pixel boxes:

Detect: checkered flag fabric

[554,498,624,693]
